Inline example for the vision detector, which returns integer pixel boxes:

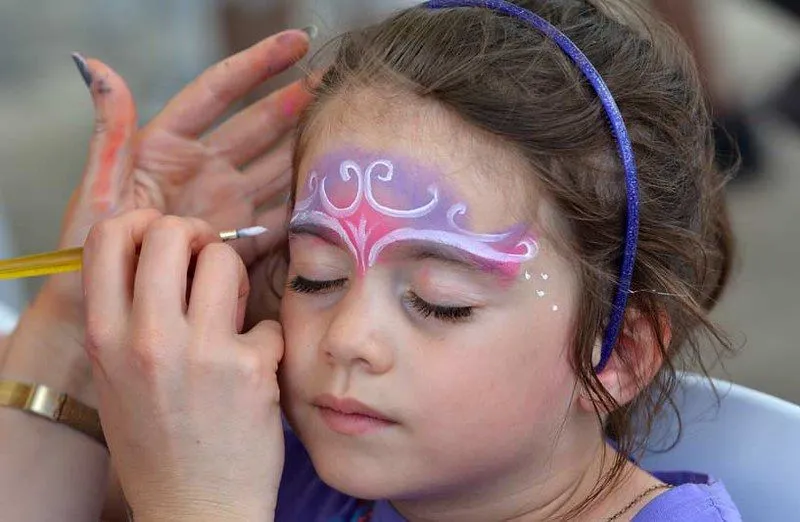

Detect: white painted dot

[524,271,532,281]
[541,273,550,280]
[552,304,559,312]
[536,290,546,298]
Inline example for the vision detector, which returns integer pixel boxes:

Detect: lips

[313,394,394,422]
[313,394,397,435]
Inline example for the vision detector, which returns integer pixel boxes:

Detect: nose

[321,277,395,375]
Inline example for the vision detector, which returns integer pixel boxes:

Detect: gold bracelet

[0,379,106,448]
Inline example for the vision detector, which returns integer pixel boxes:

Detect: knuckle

[86,218,117,246]
[200,242,239,267]
[238,349,263,379]
[152,214,187,231]
[201,60,238,103]
[137,208,163,221]
[237,350,280,400]
[261,320,284,338]
[128,326,167,376]
[84,321,116,361]
[148,215,192,240]
[245,321,284,361]
[86,209,163,250]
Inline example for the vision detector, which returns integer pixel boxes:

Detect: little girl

[270,1,740,519]
[0,1,742,521]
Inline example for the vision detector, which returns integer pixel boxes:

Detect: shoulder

[276,424,373,522]
[633,472,742,522]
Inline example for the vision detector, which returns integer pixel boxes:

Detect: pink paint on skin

[280,82,312,118]
[87,74,135,216]
[291,149,538,277]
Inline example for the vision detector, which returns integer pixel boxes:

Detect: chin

[285,398,428,500]
[298,427,424,501]
[310,445,403,499]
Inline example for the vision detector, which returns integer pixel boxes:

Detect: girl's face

[279,93,584,503]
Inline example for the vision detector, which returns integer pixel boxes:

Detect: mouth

[313,394,397,435]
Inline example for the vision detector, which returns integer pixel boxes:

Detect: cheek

[412,308,577,453]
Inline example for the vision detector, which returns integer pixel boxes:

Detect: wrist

[0,286,95,406]
[133,499,276,522]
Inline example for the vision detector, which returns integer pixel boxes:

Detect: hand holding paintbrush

[1,26,314,381]
[0,28,315,521]
[0,31,315,391]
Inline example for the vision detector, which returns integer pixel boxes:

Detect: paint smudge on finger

[279,81,313,118]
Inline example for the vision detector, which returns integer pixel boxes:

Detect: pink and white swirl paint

[291,150,538,276]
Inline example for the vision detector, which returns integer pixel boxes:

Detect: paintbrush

[0,226,267,280]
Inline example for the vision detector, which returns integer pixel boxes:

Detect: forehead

[296,88,533,233]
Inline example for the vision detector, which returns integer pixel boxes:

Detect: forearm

[0,293,111,521]
[135,501,277,522]
[0,408,110,521]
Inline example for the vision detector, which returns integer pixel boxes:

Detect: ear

[578,308,671,413]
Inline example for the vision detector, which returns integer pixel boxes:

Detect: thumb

[63,54,137,247]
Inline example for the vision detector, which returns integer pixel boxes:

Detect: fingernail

[301,25,318,41]
[71,52,92,87]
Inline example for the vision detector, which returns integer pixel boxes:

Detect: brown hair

[291,0,735,517]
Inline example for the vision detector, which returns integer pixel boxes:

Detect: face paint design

[524,270,559,311]
[291,149,538,276]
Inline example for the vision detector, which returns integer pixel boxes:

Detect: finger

[133,217,219,324]
[231,203,290,266]
[203,79,314,167]
[83,209,163,358]
[239,320,285,366]
[148,29,311,138]
[73,54,137,218]
[240,140,293,207]
[189,243,250,334]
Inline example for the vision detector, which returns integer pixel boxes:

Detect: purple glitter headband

[422,0,640,372]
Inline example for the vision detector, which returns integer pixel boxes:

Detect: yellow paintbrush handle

[0,225,268,281]
[0,247,84,280]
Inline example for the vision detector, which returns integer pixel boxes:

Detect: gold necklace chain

[605,484,672,522]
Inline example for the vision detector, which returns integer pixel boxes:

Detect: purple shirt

[276,430,742,521]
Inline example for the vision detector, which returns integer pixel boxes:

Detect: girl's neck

[389,440,660,522]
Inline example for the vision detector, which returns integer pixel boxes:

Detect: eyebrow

[288,222,345,248]
[288,222,515,279]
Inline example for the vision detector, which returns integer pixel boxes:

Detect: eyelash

[287,276,474,324]
[287,276,347,294]
[404,292,475,324]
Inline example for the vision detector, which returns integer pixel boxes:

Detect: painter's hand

[83,210,285,521]
[45,29,312,322]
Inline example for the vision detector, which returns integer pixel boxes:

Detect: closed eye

[287,275,347,294]
[404,292,474,323]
